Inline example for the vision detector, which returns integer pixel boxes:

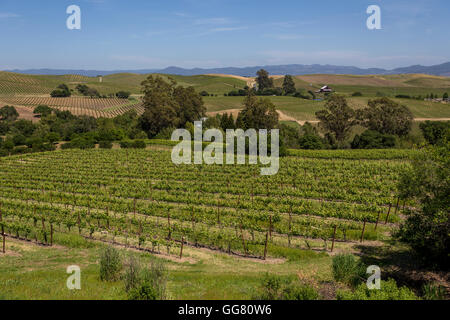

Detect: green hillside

[0,72,247,96]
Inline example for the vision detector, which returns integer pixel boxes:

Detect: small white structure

[316,85,333,93]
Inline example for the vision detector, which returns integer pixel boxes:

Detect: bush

[99,141,113,149]
[422,283,446,300]
[280,283,319,300]
[298,134,324,150]
[253,273,319,300]
[125,258,168,300]
[352,92,363,97]
[132,140,146,149]
[116,91,131,99]
[99,246,122,282]
[332,254,366,287]
[351,130,396,149]
[337,279,418,300]
[120,141,132,149]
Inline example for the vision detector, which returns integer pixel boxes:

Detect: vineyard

[0,96,144,118]
[0,148,411,260]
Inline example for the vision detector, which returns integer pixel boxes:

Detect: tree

[443,92,449,100]
[85,87,100,98]
[50,84,71,97]
[139,76,205,137]
[315,95,357,142]
[139,76,179,137]
[0,105,19,122]
[173,86,206,126]
[116,91,131,99]
[33,105,53,117]
[351,130,396,149]
[236,90,279,130]
[396,142,450,268]
[358,97,413,137]
[282,75,296,95]
[419,121,450,146]
[256,69,273,92]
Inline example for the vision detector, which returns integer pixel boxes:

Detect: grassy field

[204,95,450,120]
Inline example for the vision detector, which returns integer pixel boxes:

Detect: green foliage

[139,75,205,137]
[256,69,274,92]
[337,279,418,300]
[254,274,319,300]
[282,75,296,95]
[99,141,113,149]
[332,254,366,287]
[99,246,122,282]
[315,95,357,141]
[50,84,71,97]
[124,257,168,300]
[299,134,324,150]
[33,105,53,117]
[419,121,450,146]
[236,91,279,130]
[358,97,413,136]
[280,283,320,300]
[351,130,396,149]
[422,283,446,300]
[352,92,363,97]
[396,142,450,268]
[0,105,19,122]
[116,91,131,99]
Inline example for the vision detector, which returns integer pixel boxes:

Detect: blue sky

[0,0,449,70]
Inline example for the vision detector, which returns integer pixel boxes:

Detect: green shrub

[99,141,113,149]
[99,246,122,282]
[132,140,146,149]
[337,279,418,300]
[352,92,363,97]
[120,141,132,149]
[254,273,319,300]
[280,283,319,300]
[332,254,366,287]
[126,259,168,300]
[422,283,446,300]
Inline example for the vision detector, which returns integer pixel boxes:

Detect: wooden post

[167,210,171,240]
[394,197,400,215]
[288,209,292,247]
[269,215,273,241]
[360,219,366,243]
[217,202,221,227]
[375,212,381,230]
[263,232,268,260]
[239,223,247,255]
[385,204,392,224]
[179,236,184,259]
[331,225,337,252]
[1,225,5,254]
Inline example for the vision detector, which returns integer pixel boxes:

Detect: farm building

[316,85,333,93]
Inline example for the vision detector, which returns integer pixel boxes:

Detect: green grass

[204,95,450,120]
[0,236,333,300]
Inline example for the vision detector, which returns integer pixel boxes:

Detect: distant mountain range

[5,62,450,77]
